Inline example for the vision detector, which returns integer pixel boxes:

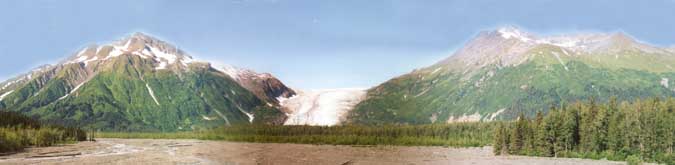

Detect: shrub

[626,155,641,165]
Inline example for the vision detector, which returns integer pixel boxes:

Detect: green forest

[0,110,87,153]
[100,122,495,147]
[493,97,674,164]
[100,97,674,164]
[5,96,674,164]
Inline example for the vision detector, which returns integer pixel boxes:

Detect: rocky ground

[0,138,625,165]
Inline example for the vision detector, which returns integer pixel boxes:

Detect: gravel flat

[0,138,625,165]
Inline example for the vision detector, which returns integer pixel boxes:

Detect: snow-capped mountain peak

[217,65,271,81]
[214,64,296,104]
[496,26,534,42]
[64,32,195,70]
[433,26,669,75]
[491,26,643,50]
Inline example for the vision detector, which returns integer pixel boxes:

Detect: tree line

[0,110,87,153]
[101,122,496,147]
[494,97,674,164]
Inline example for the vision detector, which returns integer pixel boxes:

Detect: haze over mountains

[1,27,674,129]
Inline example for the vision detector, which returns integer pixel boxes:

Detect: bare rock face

[217,65,296,105]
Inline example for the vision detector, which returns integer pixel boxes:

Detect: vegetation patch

[493,97,674,164]
[0,111,87,153]
[99,122,496,147]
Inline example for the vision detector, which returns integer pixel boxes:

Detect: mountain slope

[349,27,675,124]
[0,33,293,131]
[216,65,296,105]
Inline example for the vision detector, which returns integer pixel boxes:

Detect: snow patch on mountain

[561,49,570,56]
[492,26,645,54]
[69,33,195,71]
[211,109,231,126]
[497,27,591,49]
[281,88,366,126]
[238,108,254,123]
[201,115,216,121]
[181,57,193,67]
[105,40,133,60]
[552,52,569,71]
[488,108,506,121]
[57,93,69,101]
[0,77,27,90]
[497,27,533,42]
[217,65,246,81]
[214,64,272,81]
[146,83,160,105]
[0,90,14,101]
[447,112,482,123]
[431,67,443,74]
[59,81,88,100]
[71,82,86,94]
[149,46,177,64]
[83,56,99,66]
[74,56,89,63]
[155,62,168,70]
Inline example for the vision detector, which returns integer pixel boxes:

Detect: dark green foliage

[626,155,642,165]
[100,123,497,147]
[0,110,87,153]
[493,123,510,155]
[494,97,674,164]
[0,111,41,128]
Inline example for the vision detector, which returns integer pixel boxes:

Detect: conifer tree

[509,113,528,154]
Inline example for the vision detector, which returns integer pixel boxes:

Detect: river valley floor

[0,138,626,165]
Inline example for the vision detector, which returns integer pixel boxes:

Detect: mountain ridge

[349,26,675,125]
[0,32,295,131]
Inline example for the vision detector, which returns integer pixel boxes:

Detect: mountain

[216,65,296,105]
[214,66,369,126]
[0,33,294,131]
[349,27,675,124]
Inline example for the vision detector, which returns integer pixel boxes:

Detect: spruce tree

[509,113,527,154]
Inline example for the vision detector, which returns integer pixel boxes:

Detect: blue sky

[1,0,674,89]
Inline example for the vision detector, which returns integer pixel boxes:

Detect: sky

[1,0,674,89]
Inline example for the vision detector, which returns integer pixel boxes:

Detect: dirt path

[0,138,625,165]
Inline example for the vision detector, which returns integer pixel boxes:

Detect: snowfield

[281,88,366,126]
[0,90,14,101]
[70,33,195,71]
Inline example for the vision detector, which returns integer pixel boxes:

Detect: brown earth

[0,138,626,165]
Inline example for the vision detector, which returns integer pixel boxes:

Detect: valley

[0,138,624,165]
[1,28,673,164]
